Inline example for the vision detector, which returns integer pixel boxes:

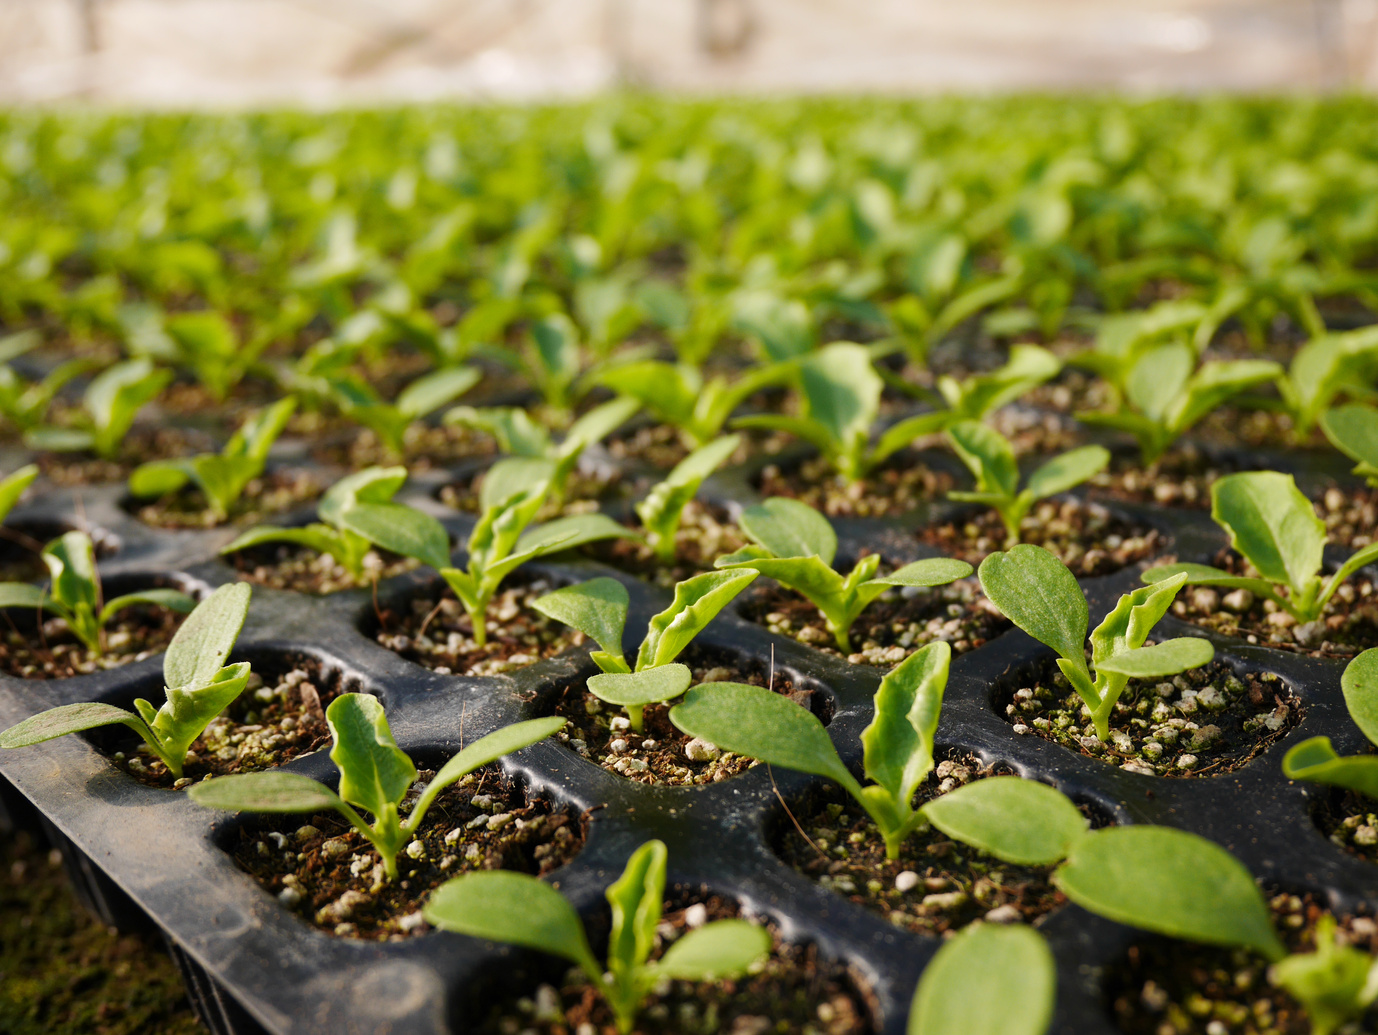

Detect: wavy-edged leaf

[163,582,251,691]
[655,920,771,981]
[530,578,629,658]
[606,840,666,985]
[1090,573,1187,664]
[327,693,416,819]
[861,641,949,810]
[922,777,1087,866]
[154,661,253,765]
[637,569,756,670]
[908,923,1056,1035]
[738,497,836,565]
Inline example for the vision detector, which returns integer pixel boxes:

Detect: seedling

[26,358,173,460]
[423,839,771,1034]
[634,434,739,562]
[944,420,1109,544]
[979,544,1214,740]
[907,923,1056,1035]
[221,466,434,582]
[128,398,297,521]
[0,330,96,433]
[1321,404,1378,487]
[713,497,972,652]
[531,569,756,731]
[190,694,564,881]
[0,530,195,655]
[0,464,38,526]
[1142,471,1378,623]
[1281,324,1378,437]
[598,358,794,447]
[929,344,1063,424]
[0,583,251,779]
[326,365,481,455]
[1075,342,1281,464]
[1282,648,1378,799]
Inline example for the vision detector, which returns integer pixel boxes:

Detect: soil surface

[0,605,182,678]
[776,758,1068,936]
[917,499,1164,576]
[1312,785,1378,865]
[1107,893,1378,1035]
[374,577,581,677]
[35,426,214,485]
[474,895,871,1035]
[225,542,419,594]
[129,467,321,530]
[0,829,204,1035]
[308,422,494,471]
[739,576,1006,667]
[1316,485,1378,551]
[757,454,955,518]
[1088,446,1242,509]
[582,501,747,587]
[228,767,584,940]
[1000,658,1302,778]
[549,646,825,787]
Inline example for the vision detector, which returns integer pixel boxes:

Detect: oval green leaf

[978,545,1089,669]
[739,497,837,565]
[656,920,771,981]
[588,665,692,708]
[187,771,346,814]
[163,582,252,691]
[921,777,1088,867]
[908,923,1056,1035]
[1341,649,1378,747]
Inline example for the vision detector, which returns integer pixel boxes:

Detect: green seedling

[1281,324,1378,438]
[531,569,756,732]
[0,330,96,433]
[635,434,739,562]
[128,397,296,521]
[221,465,434,582]
[0,530,194,655]
[1142,470,1378,624]
[0,464,38,526]
[1321,404,1378,487]
[521,312,582,414]
[907,923,1056,1035]
[0,583,251,779]
[713,497,972,652]
[424,839,771,1034]
[1283,648,1378,799]
[26,358,173,460]
[190,694,564,881]
[1075,342,1281,464]
[327,365,481,455]
[930,344,1063,423]
[944,420,1109,544]
[980,543,1214,740]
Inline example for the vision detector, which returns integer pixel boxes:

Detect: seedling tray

[1,426,1376,1035]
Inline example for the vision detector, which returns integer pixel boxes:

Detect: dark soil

[581,501,748,587]
[1312,785,1378,865]
[224,542,419,595]
[776,758,1068,937]
[474,895,872,1035]
[1163,552,1378,659]
[228,767,585,940]
[0,605,183,678]
[917,498,1164,576]
[35,426,214,485]
[1088,446,1242,509]
[1106,893,1378,1035]
[757,454,956,519]
[738,576,1006,667]
[0,829,203,1035]
[549,647,826,787]
[114,662,342,789]
[129,467,321,530]
[308,421,495,471]
[1316,485,1378,551]
[373,577,581,677]
[1000,658,1303,778]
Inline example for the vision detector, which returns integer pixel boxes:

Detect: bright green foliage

[522,312,582,413]
[0,530,194,655]
[1282,325,1378,437]
[0,464,38,525]
[1283,648,1378,799]
[635,435,739,562]
[1321,404,1378,487]
[599,358,794,447]
[0,583,252,779]
[189,694,565,881]
[980,544,1213,739]
[326,365,481,455]
[1075,343,1281,464]
[222,465,441,581]
[907,923,1056,1035]
[1072,298,1212,391]
[945,420,1109,544]
[0,331,96,433]
[1143,471,1378,622]
[714,497,972,652]
[1270,918,1378,1035]
[532,570,756,731]
[424,840,770,1035]
[128,397,297,520]
[25,358,173,460]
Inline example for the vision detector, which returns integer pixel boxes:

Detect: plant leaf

[513,512,634,561]
[558,396,640,459]
[655,920,771,981]
[187,770,347,813]
[636,570,756,670]
[0,583,55,611]
[606,840,666,988]
[588,665,693,708]
[738,497,837,565]
[907,923,1056,1035]
[339,502,451,571]
[1095,637,1214,679]
[1322,405,1378,475]
[871,412,952,466]
[798,342,883,459]
[1282,736,1378,799]
[1342,649,1378,747]
[531,578,629,657]
[861,641,950,812]
[871,557,974,588]
[163,582,252,691]
[128,459,195,499]
[445,406,551,457]
[154,661,253,762]
[318,465,408,526]
[0,464,37,525]
[42,531,98,617]
[327,693,417,819]
[219,524,343,559]
[947,420,1018,498]
[413,717,567,821]
[978,545,1090,681]
[98,588,196,625]
[480,457,557,514]
[395,366,481,420]
[921,777,1087,866]
[1025,445,1110,500]
[1091,573,1188,663]
[0,702,148,749]
[1211,471,1324,597]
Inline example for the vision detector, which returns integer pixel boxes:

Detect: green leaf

[669,682,858,791]
[24,427,95,453]
[530,578,629,658]
[636,569,757,670]
[978,545,1090,681]
[798,342,883,461]
[339,502,451,571]
[396,366,481,420]
[558,396,640,459]
[0,702,148,749]
[1054,826,1285,961]
[152,661,254,768]
[0,464,38,524]
[1211,472,1324,598]
[327,693,416,819]
[513,512,634,561]
[606,840,666,989]
[187,770,347,813]
[411,717,567,824]
[1282,737,1378,799]
[599,361,698,430]
[445,406,551,457]
[424,871,600,979]
[0,583,56,611]
[1141,562,1273,594]
[588,665,692,709]
[870,412,952,466]
[98,588,195,625]
[232,397,298,462]
[1342,649,1378,747]
[163,583,251,691]
[921,777,1087,866]
[871,557,974,588]
[1091,573,1187,661]
[480,457,556,513]
[1170,359,1282,436]
[908,923,1056,1035]
[636,435,739,553]
[738,497,837,565]
[861,641,950,813]
[42,531,98,616]
[941,344,1060,419]
[1025,445,1110,500]
[1270,917,1378,1035]
[655,920,771,981]
[219,524,343,560]
[319,465,408,526]
[947,420,1018,499]
[1126,342,1193,422]
[1322,405,1378,479]
[1095,637,1214,679]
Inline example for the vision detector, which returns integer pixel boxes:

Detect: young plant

[221,465,431,581]
[713,497,972,652]
[190,694,564,881]
[25,358,173,460]
[1281,324,1378,438]
[930,344,1063,424]
[127,397,297,521]
[1282,648,1378,799]
[531,569,756,732]
[1320,404,1378,487]
[326,365,481,455]
[1142,471,1378,624]
[634,434,739,562]
[944,420,1110,544]
[0,583,252,779]
[906,923,1056,1035]
[0,330,96,433]
[0,530,195,655]
[1074,342,1281,464]
[0,464,38,526]
[423,839,771,1035]
[979,543,1214,740]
